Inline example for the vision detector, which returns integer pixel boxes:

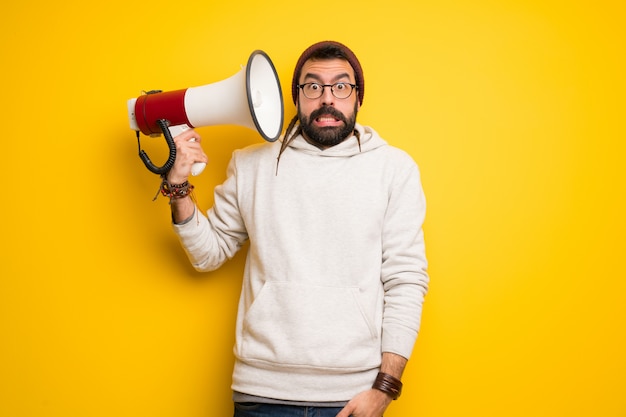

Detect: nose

[320,85,335,106]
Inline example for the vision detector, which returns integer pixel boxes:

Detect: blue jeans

[233,402,349,417]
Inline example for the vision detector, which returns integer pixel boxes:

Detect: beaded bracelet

[156,178,195,202]
[372,372,403,400]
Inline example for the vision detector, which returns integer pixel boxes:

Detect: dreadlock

[276,115,301,175]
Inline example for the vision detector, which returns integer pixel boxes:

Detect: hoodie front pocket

[240,281,380,370]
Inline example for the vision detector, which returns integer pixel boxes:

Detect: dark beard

[298,103,358,148]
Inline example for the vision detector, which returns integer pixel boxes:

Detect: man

[159,41,429,417]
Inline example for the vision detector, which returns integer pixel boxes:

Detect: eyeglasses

[297,82,357,100]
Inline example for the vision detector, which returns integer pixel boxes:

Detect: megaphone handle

[167,124,206,176]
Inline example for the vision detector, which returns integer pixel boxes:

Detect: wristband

[372,372,403,400]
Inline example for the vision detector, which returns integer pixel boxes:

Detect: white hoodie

[173,123,429,402]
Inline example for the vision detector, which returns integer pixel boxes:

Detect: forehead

[299,58,355,82]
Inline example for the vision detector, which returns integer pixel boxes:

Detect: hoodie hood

[284,123,387,157]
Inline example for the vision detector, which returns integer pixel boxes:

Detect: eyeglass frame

[296,82,358,100]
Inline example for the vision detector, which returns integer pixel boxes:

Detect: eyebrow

[302,72,353,83]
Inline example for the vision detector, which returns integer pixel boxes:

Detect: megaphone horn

[128,50,284,176]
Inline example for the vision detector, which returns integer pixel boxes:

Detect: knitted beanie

[291,40,364,105]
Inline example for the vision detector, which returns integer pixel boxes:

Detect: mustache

[309,106,347,123]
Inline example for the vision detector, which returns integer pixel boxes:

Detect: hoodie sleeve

[380,152,429,359]
[172,154,249,272]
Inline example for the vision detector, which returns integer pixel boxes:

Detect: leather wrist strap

[372,372,403,400]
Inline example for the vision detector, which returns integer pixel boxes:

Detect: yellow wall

[1,1,624,416]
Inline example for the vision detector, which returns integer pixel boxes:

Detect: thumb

[335,402,355,417]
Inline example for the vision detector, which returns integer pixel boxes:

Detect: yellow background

[1,0,625,416]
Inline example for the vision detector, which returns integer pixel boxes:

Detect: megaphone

[127,50,284,176]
